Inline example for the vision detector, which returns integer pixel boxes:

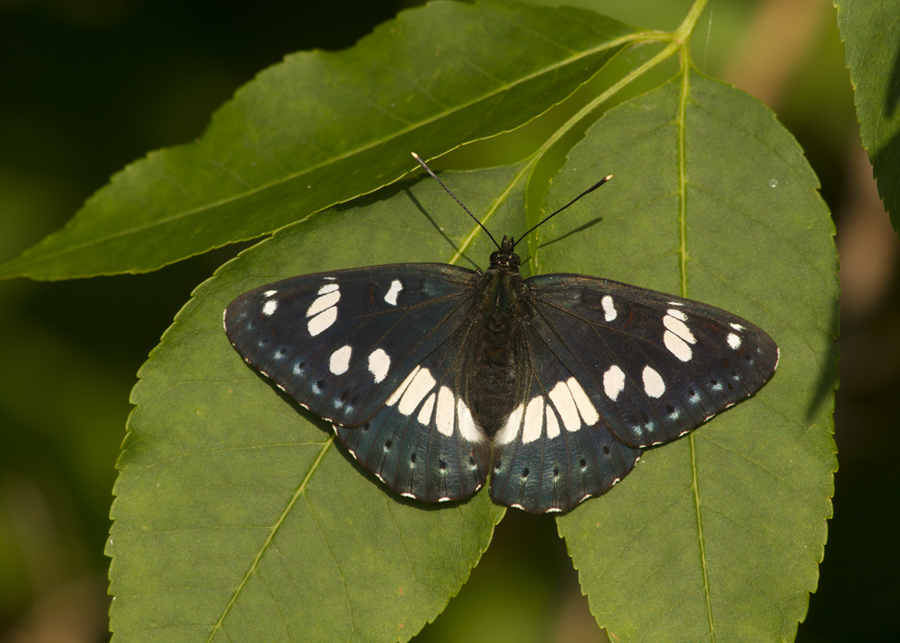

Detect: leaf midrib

[679,64,716,642]
[205,435,336,642]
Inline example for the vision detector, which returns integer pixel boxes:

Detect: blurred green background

[0,0,896,641]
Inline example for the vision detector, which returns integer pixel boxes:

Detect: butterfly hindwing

[335,333,491,503]
[224,263,491,503]
[489,329,641,512]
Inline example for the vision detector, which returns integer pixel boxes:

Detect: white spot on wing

[727,333,742,349]
[262,299,278,316]
[398,368,436,415]
[307,290,340,317]
[603,365,625,401]
[602,295,617,322]
[436,386,455,436]
[329,345,352,375]
[367,348,390,383]
[730,323,745,331]
[457,400,480,442]
[566,378,599,426]
[642,366,666,398]
[386,367,420,406]
[497,403,524,445]
[548,381,580,432]
[522,396,544,444]
[384,280,403,306]
[545,406,561,439]
[263,290,277,298]
[664,330,693,361]
[318,283,339,294]
[418,392,436,425]
[307,307,337,336]
[664,311,696,343]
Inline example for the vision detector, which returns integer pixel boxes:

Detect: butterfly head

[489,235,521,272]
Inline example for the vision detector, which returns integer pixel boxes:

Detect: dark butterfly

[224,156,779,513]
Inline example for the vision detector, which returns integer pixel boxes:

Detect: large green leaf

[109,69,837,642]
[835,0,900,232]
[550,71,838,641]
[0,0,637,281]
[107,164,531,643]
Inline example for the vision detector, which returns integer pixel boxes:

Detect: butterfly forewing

[526,274,779,450]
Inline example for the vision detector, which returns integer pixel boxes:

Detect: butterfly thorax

[468,236,528,436]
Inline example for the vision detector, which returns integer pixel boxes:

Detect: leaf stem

[675,0,711,46]
[452,0,712,266]
[533,0,709,164]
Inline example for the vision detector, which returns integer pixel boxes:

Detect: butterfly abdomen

[467,261,529,436]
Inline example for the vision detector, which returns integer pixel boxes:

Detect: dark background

[1,0,896,641]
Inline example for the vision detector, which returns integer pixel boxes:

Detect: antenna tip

[605,174,613,180]
[411,152,421,160]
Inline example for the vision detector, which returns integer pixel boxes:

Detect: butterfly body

[225,232,778,513]
[467,236,528,437]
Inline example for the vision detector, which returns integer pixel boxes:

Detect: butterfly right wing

[224,263,491,504]
[489,273,778,513]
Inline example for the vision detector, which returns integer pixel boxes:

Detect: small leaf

[550,70,838,642]
[1,1,636,281]
[108,164,529,643]
[835,0,900,233]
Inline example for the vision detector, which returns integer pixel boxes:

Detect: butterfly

[224,155,779,513]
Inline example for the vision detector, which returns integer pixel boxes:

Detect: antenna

[514,174,612,247]
[411,152,612,251]
[411,153,501,250]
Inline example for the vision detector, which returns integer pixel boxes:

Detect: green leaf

[0,0,637,281]
[549,70,838,641]
[104,11,840,637]
[107,164,530,643]
[109,68,838,640]
[835,0,900,233]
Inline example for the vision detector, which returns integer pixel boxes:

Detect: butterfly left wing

[224,263,491,504]
[489,274,779,513]
[333,332,491,504]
